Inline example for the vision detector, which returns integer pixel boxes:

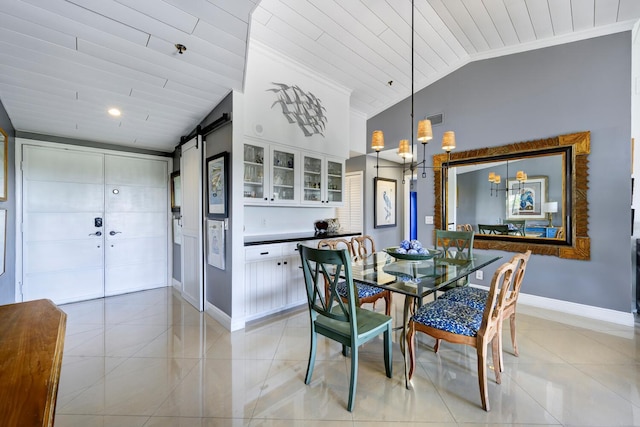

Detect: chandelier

[371,0,456,183]
[488,162,527,197]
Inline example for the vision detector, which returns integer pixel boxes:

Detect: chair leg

[497,321,504,373]
[305,329,317,385]
[476,340,490,412]
[510,313,519,357]
[384,327,392,378]
[406,322,416,380]
[347,343,358,412]
[342,344,349,357]
[384,292,392,316]
[491,336,501,385]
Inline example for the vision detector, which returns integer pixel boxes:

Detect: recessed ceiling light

[108,108,121,117]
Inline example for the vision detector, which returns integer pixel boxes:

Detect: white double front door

[21,144,169,304]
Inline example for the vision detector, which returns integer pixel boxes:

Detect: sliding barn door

[180,137,204,311]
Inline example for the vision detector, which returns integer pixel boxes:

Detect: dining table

[350,250,502,387]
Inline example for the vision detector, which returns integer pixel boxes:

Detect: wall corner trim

[205,301,245,331]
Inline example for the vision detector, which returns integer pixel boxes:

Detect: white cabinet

[244,242,307,320]
[242,141,267,203]
[243,141,299,205]
[271,147,299,204]
[301,153,344,206]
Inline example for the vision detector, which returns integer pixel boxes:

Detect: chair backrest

[479,260,517,335]
[350,235,376,260]
[435,230,474,259]
[503,219,526,236]
[298,244,358,333]
[478,224,509,235]
[556,228,565,239]
[464,223,473,232]
[502,250,531,309]
[318,238,353,254]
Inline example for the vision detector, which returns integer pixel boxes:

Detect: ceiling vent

[425,113,444,126]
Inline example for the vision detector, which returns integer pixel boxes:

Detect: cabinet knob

[277,262,281,266]
[283,261,287,265]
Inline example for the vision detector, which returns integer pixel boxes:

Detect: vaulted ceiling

[1,0,639,152]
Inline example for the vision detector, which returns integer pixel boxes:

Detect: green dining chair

[298,244,393,412]
[434,230,474,291]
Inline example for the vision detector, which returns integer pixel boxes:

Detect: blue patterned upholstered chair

[318,238,392,316]
[438,250,531,371]
[406,260,517,411]
[298,244,393,412]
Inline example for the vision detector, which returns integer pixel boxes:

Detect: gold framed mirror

[433,131,590,260]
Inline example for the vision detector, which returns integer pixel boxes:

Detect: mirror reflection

[448,152,565,240]
[433,131,591,260]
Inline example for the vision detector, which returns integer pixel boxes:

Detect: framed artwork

[207,219,225,270]
[506,175,548,220]
[0,127,7,201]
[206,152,229,218]
[374,177,397,228]
[170,171,181,210]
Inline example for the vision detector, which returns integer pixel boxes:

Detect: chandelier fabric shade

[371,130,385,152]
[441,131,456,152]
[398,139,412,159]
[417,119,433,143]
[516,170,527,181]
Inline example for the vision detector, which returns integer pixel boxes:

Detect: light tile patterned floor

[54,287,640,426]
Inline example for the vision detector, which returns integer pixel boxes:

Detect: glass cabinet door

[271,148,296,202]
[243,143,265,201]
[303,155,323,203]
[326,159,343,204]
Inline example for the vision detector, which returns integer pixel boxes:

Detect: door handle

[89,231,102,236]
[109,231,122,236]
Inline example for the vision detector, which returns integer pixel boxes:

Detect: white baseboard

[469,283,635,327]
[205,301,245,331]
[171,278,181,289]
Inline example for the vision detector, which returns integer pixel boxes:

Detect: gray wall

[346,155,405,247]
[0,101,15,304]
[170,92,233,315]
[368,32,633,312]
[201,93,234,316]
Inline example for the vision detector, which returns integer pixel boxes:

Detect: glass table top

[351,251,502,299]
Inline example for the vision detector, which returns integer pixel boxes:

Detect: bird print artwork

[383,190,392,221]
[376,179,396,227]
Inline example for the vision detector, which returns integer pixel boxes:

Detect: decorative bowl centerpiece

[385,240,441,261]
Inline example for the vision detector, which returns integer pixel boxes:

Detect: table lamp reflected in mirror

[543,201,558,227]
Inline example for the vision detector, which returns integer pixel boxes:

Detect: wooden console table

[0,299,67,427]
